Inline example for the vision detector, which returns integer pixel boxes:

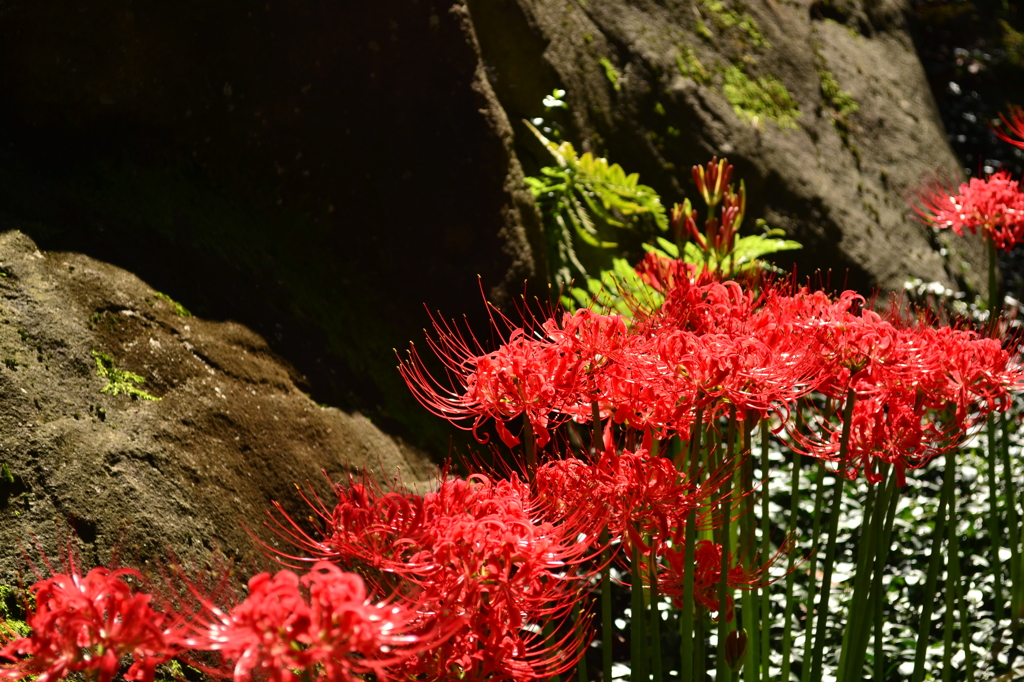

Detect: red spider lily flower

[912,170,1024,251]
[400,317,582,449]
[650,278,758,337]
[922,326,1023,422]
[260,480,429,584]
[670,199,705,249]
[693,157,733,209]
[401,305,651,450]
[658,540,758,622]
[263,470,596,682]
[540,308,635,419]
[189,562,435,682]
[616,325,816,435]
[785,309,1024,483]
[634,251,698,295]
[534,448,727,557]
[994,106,1024,151]
[386,474,595,682]
[0,564,189,682]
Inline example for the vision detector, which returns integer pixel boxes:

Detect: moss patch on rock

[599,57,622,91]
[699,0,770,49]
[723,66,800,128]
[676,46,712,85]
[93,350,160,401]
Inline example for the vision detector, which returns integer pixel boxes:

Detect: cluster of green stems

[571,377,1022,682]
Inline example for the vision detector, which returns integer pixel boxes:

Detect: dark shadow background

[910,0,1024,297]
[0,2,530,456]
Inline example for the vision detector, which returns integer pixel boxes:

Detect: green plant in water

[723,66,800,129]
[93,350,161,401]
[153,291,192,318]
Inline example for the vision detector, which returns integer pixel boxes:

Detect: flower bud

[725,628,748,672]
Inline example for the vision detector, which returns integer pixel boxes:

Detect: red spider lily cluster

[388,240,1020,675]
[400,267,1023,487]
[0,558,434,682]
[0,563,186,682]
[264,471,598,681]
[913,170,1024,251]
[188,562,433,682]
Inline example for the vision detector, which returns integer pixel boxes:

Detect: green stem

[873,474,901,682]
[523,416,537,478]
[759,419,771,681]
[631,533,649,682]
[1003,411,1022,626]
[695,607,708,680]
[801,458,827,682]
[987,231,999,328]
[741,585,755,682]
[836,481,878,682]
[601,531,613,682]
[910,449,957,682]
[808,389,856,682]
[741,422,758,682]
[845,467,897,682]
[679,403,706,682]
[574,600,589,682]
[648,547,663,682]
[942,500,955,682]
[951,514,975,682]
[779,443,802,682]
[717,411,737,682]
[592,405,612,682]
[989,414,1004,623]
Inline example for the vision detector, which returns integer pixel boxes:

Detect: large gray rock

[468,0,985,293]
[0,230,435,577]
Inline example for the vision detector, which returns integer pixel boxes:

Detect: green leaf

[524,118,668,291]
[656,237,680,258]
[729,235,802,266]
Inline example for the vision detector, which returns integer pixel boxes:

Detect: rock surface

[0,230,435,578]
[469,0,985,293]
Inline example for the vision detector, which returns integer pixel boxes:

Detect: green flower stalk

[801,456,827,682]
[779,433,803,682]
[758,420,771,682]
[718,410,739,682]
[679,403,705,682]
[911,449,958,682]
[807,389,856,682]
[631,533,649,682]
[648,548,663,682]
